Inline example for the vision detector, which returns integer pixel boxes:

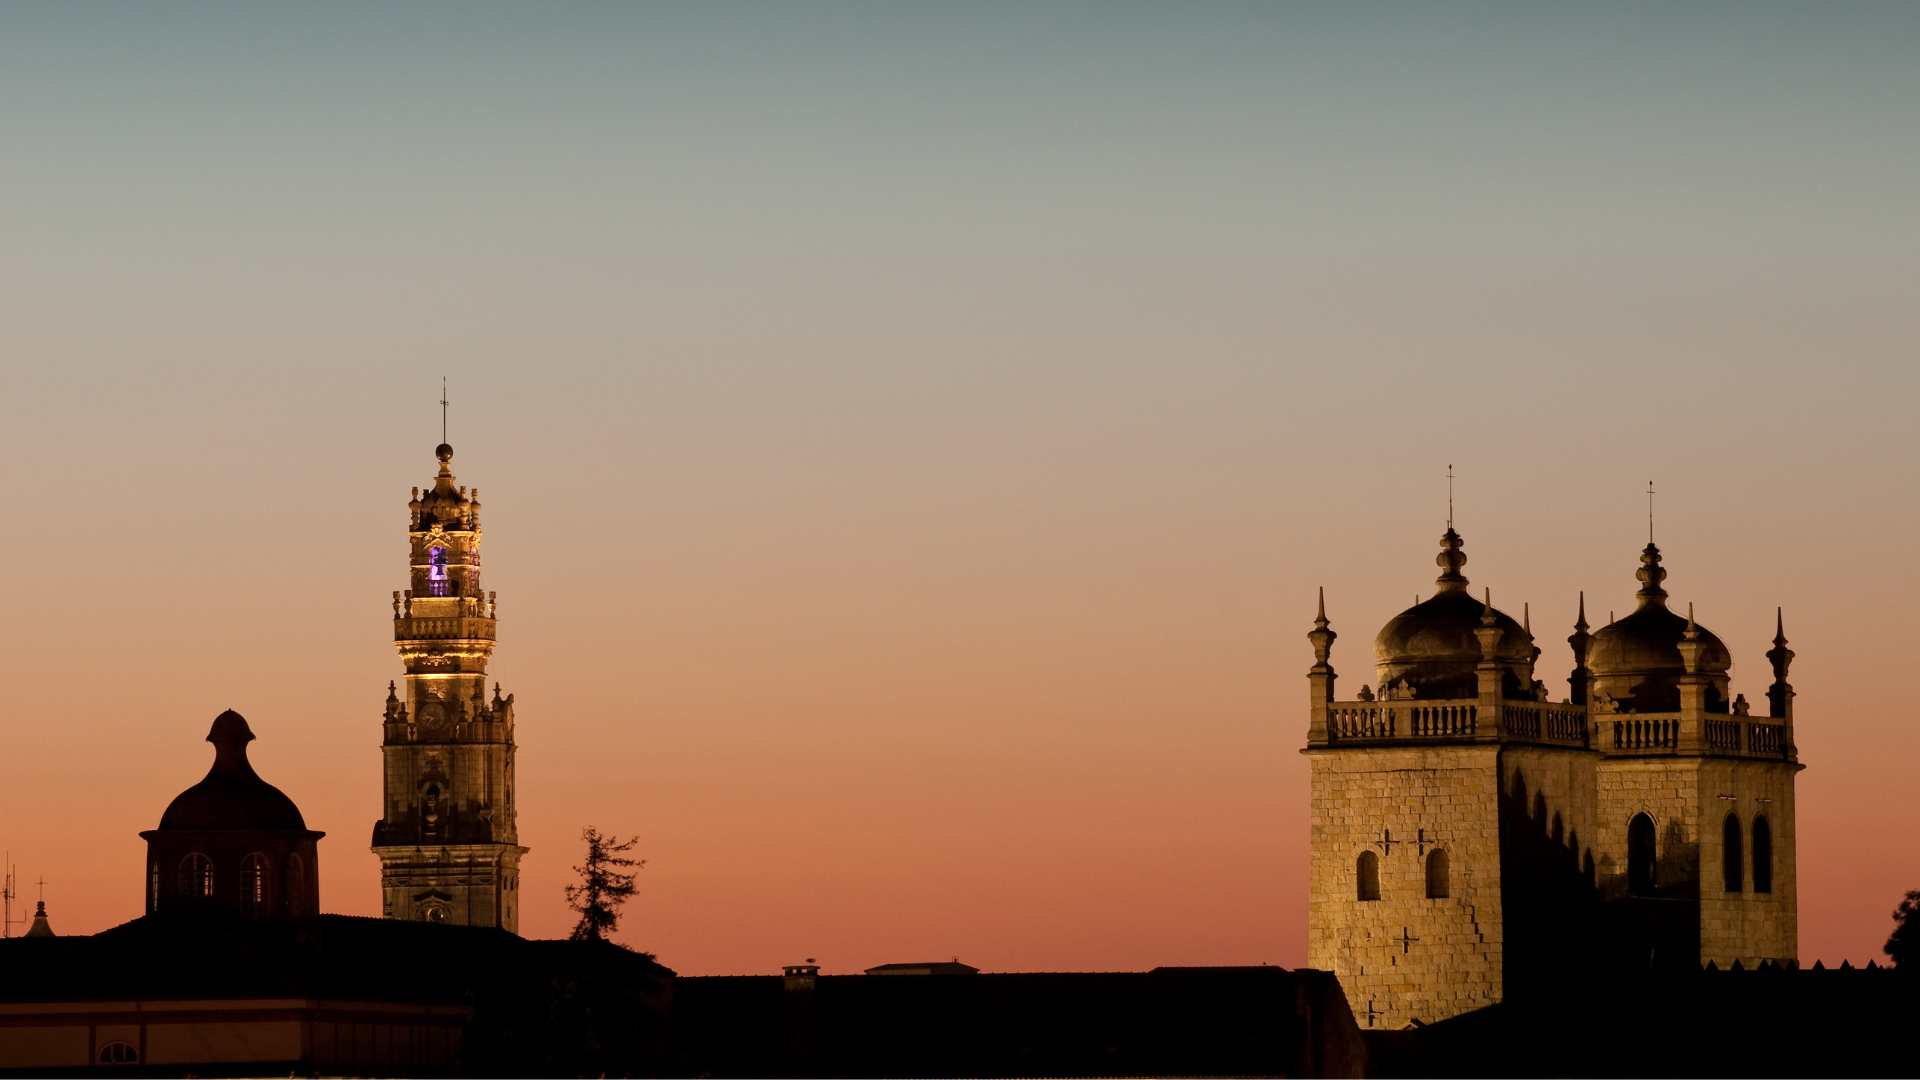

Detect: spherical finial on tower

[436,443,454,463]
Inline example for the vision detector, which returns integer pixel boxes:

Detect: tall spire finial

[1647,480,1655,542]
[1447,464,1455,529]
[441,377,449,446]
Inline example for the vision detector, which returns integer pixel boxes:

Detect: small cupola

[1586,544,1732,713]
[140,711,324,921]
[1372,529,1534,700]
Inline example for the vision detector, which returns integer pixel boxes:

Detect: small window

[179,853,214,898]
[240,853,269,917]
[1627,814,1656,895]
[1425,848,1450,899]
[99,1041,139,1064]
[1752,816,1773,894]
[1722,814,1743,893]
[149,864,159,912]
[1357,851,1380,901]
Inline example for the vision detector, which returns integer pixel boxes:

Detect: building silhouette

[371,443,527,931]
[139,709,322,921]
[1305,527,1801,1028]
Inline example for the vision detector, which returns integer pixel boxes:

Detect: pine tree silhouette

[566,827,644,943]
[1886,890,1920,967]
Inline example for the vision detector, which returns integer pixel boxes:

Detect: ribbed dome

[1587,543,1731,713]
[1372,529,1535,700]
[156,711,310,831]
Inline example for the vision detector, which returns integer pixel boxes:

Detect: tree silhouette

[1886,890,1920,967]
[566,827,644,943]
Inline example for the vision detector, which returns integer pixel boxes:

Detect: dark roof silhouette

[156,710,309,831]
[0,909,672,1004]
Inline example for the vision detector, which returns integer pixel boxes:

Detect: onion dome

[1586,543,1731,713]
[1373,529,1534,700]
[156,711,309,831]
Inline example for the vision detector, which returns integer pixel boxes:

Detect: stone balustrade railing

[1603,713,1790,758]
[1320,699,1584,746]
[394,616,497,642]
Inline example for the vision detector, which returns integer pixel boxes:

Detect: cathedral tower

[370,443,526,930]
[1304,526,1801,1028]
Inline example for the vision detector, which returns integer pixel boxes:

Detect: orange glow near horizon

[0,4,1916,976]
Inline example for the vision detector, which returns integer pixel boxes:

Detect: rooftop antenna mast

[1,855,16,938]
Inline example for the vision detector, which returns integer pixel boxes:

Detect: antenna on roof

[1,856,15,939]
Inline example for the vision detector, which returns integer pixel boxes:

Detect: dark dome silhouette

[1372,529,1534,699]
[1587,543,1731,712]
[156,710,309,831]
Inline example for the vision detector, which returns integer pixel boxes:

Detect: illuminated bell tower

[370,442,526,931]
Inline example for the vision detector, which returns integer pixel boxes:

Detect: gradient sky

[1,2,1915,974]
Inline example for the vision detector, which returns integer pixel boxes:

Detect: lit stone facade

[1305,529,1800,1028]
[370,444,527,931]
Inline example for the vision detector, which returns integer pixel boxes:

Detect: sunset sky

[1,2,1915,973]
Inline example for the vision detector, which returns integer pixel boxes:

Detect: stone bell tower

[370,442,526,931]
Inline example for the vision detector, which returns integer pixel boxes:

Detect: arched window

[1722,814,1744,893]
[179,854,214,898]
[239,854,269,917]
[1752,816,1773,894]
[98,1041,139,1064]
[1357,851,1380,901]
[1426,848,1450,899]
[285,853,305,920]
[1627,813,1656,895]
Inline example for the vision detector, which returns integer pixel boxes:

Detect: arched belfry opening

[1752,816,1773,894]
[1627,813,1657,895]
[1722,814,1743,893]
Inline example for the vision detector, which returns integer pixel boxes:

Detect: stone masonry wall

[1695,758,1799,967]
[1306,745,1504,1029]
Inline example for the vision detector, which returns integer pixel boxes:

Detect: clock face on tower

[418,702,449,733]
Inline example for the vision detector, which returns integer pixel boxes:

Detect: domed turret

[1373,529,1535,700]
[1586,543,1731,713]
[141,711,323,921]
[157,711,308,831]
